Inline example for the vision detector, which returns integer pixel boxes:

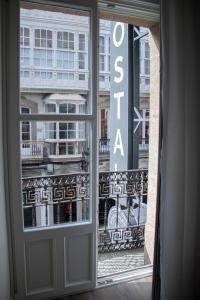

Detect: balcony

[21,141,44,159]
[22,169,148,275]
[99,138,110,155]
[139,137,149,154]
[21,69,89,92]
[21,139,111,161]
[22,169,148,274]
[21,138,148,162]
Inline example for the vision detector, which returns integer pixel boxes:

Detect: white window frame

[59,103,77,114]
[33,28,53,68]
[57,71,74,80]
[20,26,30,46]
[56,30,75,70]
[34,70,53,79]
[57,30,75,50]
[99,35,105,72]
[78,33,86,70]
[35,28,53,48]
[20,27,31,67]
[20,106,32,143]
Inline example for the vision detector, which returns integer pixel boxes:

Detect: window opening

[97,18,158,280]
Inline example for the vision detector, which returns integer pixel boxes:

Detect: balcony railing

[139,137,149,152]
[21,141,44,158]
[99,138,110,155]
[22,169,148,253]
[21,139,111,159]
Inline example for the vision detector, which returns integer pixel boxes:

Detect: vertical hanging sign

[110,22,129,171]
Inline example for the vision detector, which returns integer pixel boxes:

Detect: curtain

[159,0,200,299]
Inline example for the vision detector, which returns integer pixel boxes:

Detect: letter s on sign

[114,56,124,83]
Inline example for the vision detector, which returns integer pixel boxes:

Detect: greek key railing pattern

[98,170,148,253]
[22,173,89,227]
[22,169,148,253]
[98,226,145,252]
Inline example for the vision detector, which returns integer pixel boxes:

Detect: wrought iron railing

[98,170,148,252]
[22,169,148,253]
[22,173,90,227]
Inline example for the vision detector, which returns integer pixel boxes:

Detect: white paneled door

[6,1,98,299]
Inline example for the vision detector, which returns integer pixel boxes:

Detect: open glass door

[7,1,98,299]
[97,12,160,281]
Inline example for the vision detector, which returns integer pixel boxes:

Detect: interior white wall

[0,2,11,299]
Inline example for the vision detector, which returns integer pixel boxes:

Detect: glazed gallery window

[45,103,56,113]
[34,49,53,67]
[58,142,75,155]
[99,36,105,71]
[44,122,85,140]
[57,31,75,69]
[35,29,52,48]
[57,72,74,80]
[78,34,85,51]
[44,122,56,139]
[20,70,30,78]
[20,27,30,66]
[34,29,53,67]
[21,107,31,142]
[78,33,86,70]
[57,31,74,49]
[34,71,53,79]
[45,103,78,114]
[20,48,30,66]
[59,103,76,114]
[56,51,74,69]
[59,122,76,139]
[20,27,30,46]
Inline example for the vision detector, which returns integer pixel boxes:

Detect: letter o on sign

[113,22,125,47]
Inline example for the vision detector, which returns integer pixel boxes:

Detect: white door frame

[5,0,98,299]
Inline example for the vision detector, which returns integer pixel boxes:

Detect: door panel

[6,1,98,299]
[64,233,92,286]
[25,238,56,294]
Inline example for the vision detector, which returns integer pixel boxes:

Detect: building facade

[20,8,150,176]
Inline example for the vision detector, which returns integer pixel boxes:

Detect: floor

[59,276,152,300]
[98,248,145,277]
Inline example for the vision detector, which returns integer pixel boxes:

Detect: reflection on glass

[20,6,90,114]
[21,120,90,229]
[20,2,91,230]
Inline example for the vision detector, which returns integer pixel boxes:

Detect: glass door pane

[20,3,92,230]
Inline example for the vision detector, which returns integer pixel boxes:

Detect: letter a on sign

[113,129,124,156]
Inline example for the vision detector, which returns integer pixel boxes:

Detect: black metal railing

[22,169,148,253]
[22,173,90,227]
[98,169,148,252]
[99,138,110,155]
